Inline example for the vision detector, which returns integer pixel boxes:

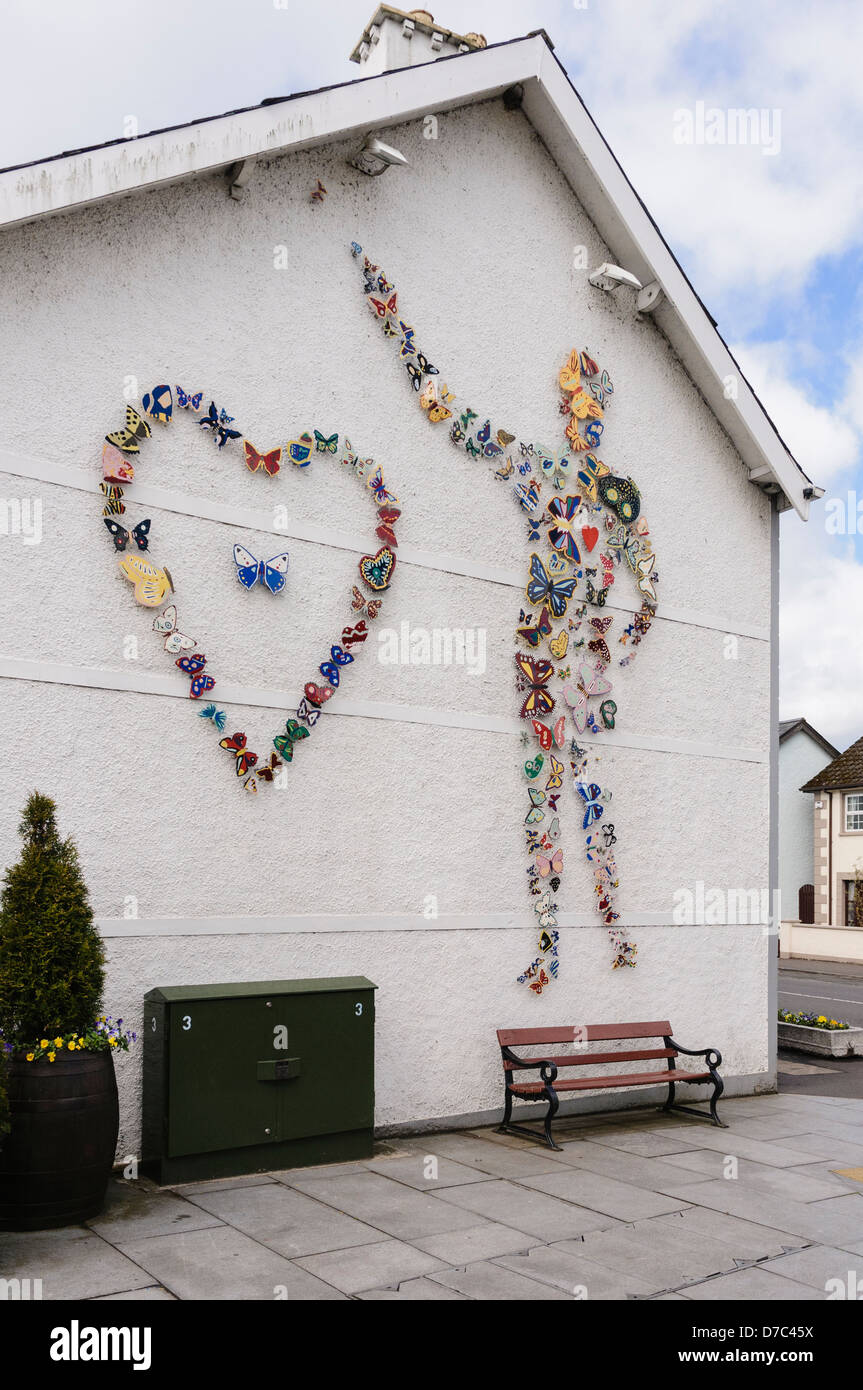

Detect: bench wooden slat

[503,1047,676,1070]
[497,1021,672,1046]
[509,1069,712,1095]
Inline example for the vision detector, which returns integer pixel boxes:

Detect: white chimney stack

[350,6,486,77]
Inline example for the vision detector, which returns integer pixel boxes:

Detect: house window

[845,879,858,927]
[846,794,863,831]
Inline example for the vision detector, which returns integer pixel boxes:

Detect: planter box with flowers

[777,1009,863,1058]
[0,792,134,1230]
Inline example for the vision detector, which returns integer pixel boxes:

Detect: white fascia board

[527,45,811,519]
[0,34,810,516]
[0,40,537,232]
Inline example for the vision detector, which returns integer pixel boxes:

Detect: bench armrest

[501,1047,558,1085]
[667,1038,722,1069]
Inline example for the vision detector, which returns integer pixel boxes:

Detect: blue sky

[3,0,861,749]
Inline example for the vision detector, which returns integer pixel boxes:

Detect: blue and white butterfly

[526,553,579,618]
[319,644,354,688]
[577,782,604,829]
[232,544,290,594]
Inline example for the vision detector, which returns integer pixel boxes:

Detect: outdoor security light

[588,262,644,293]
[350,136,410,177]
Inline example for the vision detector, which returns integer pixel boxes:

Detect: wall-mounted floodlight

[588,262,644,293]
[350,136,410,177]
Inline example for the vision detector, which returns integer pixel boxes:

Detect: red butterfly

[341,621,368,649]
[532,715,567,751]
[514,652,555,719]
[176,653,215,700]
[219,732,258,777]
[243,441,282,476]
[517,606,552,649]
[529,969,550,996]
[304,682,334,707]
[368,291,398,320]
[590,616,613,634]
[376,505,401,549]
[256,753,283,782]
[588,638,611,665]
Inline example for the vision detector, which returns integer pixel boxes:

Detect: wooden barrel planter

[0,1051,118,1230]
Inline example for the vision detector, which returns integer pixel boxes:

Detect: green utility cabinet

[142,977,376,1184]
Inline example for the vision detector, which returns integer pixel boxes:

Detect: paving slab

[541,1140,716,1191]
[555,1228,733,1290]
[288,1170,480,1240]
[648,1127,824,1169]
[268,1161,375,1183]
[179,1181,390,1258]
[0,1227,157,1301]
[399,1132,563,1179]
[364,1153,494,1190]
[661,1150,848,1202]
[578,1129,705,1158]
[762,1244,863,1292]
[116,1225,347,1300]
[720,1117,823,1142]
[779,1133,863,1165]
[294,1238,447,1294]
[170,1175,276,1197]
[682,1266,827,1300]
[516,1167,691,1221]
[654,1180,863,1245]
[492,1244,658,1299]
[433,1178,620,1241]
[429,1260,578,1300]
[85,1178,224,1243]
[615,1217,767,1278]
[356,1277,469,1300]
[407,1222,538,1265]
[641,1208,806,1261]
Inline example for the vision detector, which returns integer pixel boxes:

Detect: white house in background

[778,718,839,922]
[0,6,818,1156]
[801,735,863,927]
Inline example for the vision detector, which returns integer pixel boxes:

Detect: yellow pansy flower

[25,1052,34,1061]
[40,1039,49,1049]
[54,1037,64,1048]
[47,1052,56,1062]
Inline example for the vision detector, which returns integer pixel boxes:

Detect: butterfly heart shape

[102,393,400,788]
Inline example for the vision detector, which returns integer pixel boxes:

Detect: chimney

[350,6,486,78]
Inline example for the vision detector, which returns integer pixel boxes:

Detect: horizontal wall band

[96,913,777,939]
[0,655,768,764]
[0,447,770,641]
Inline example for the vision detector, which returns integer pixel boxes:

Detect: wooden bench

[497,1020,726,1150]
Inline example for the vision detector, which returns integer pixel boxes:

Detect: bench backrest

[497,1021,675,1070]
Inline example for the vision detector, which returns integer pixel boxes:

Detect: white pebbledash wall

[0,96,773,1158]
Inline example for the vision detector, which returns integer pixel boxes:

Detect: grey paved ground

[4,1091,863,1300]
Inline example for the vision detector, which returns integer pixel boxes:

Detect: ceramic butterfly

[100,483,125,516]
[534,892,557,929]
[287,433,314,467]
[606,523,639,570]
[176,653,215,700]
[198,703,227,732]
[539,450,572,490]
[575,454,608,502]
[243,441,282,476]
[526,553,578,618]
[273,718,310,761]
[117,555,173,607]
[514,652,555,719]
[359,547,396,592]
[105,406,151,454]
[524,755,544,780]
[103,517,150,552]
[536,848,563,879]
[406,355,438,389]
[304,682,334,707]
[528,968,550,995]
[176,386,204,411]
[635,553,657,602]
[586,577,609,608]
[341,621,368,649]
[419,379,452,423]
[583,420,604,448]
[219,732,258,777]
[350,585,382,618]
[152,604,196,654]
[517,606,552,649]
[296,697,321,728]
[314,431,339,455]
[233,545,289,595]
[546,495,582,562]
[367,466,399,506]
[142,385,172,424]
[368,290,398,320]
[320,644,354,688]
[256,753,283,782]
[531,715,567,751]
[549,631,568,660]
[588,370,614,406]
[577,782,604,828]
[564,662,613,734]
[310,180,327,203]
[545,754,564,790]
[398,323,417,358]
[375,504,400,549]
[200,402,241,449]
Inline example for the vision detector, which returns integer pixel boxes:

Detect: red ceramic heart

[581,525,599,553]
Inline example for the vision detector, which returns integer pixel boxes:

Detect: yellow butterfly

[439,382,456,405]
[545,754,564,790]
[118,555,173,607]
[419,380,452,423]
[558,349,581,394]
[105,406,151,454]
[635,553,656,603]
[568,386,603,422]
[549,631,568,660]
